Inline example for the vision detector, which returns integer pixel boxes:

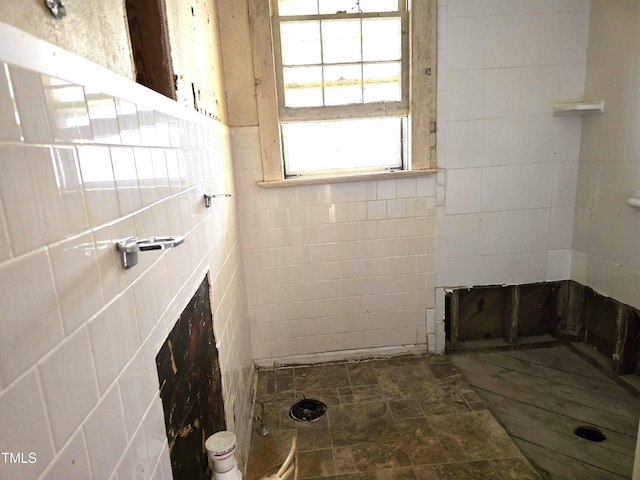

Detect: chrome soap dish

[116,236,185,270]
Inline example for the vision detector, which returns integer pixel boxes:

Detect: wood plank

[490,405,633,477]
[477,351,632,401]
[498,346,615,383]
[450,355,639,437]
[514,439,630,480]
[479,389,637,456]
[451,354,640,421]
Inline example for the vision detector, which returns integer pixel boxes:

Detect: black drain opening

[289,398,327,422]
[574,425,606,442]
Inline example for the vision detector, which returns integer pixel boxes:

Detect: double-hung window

[250,0,436,183]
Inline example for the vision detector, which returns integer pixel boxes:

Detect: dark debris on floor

[246,355,541,480]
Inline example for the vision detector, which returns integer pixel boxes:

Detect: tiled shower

[1,0,640,479]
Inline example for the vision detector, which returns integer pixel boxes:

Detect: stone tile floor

[246,355,541,480]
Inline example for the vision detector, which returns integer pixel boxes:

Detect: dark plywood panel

[518,283,556,337]
[157,276,226,480]
[457,287,508,341]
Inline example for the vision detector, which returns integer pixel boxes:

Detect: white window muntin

[271,1,409,123]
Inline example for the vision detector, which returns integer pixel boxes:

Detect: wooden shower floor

[450,345,640,480]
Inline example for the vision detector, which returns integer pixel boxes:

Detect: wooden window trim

[248,0,437,184]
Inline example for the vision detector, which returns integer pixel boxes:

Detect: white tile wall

[234,128,437,361]
[437,0,589,297]
[572,0,640,311]
[0,34,253,480]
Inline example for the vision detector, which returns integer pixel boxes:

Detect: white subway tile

[446,70,485,121]
[52,147,90,236]
[115,98,141,146]
[111,147,142,216]
[549,206,575,250]
[86,88,121,144]
[0,145,67,254]
[83,383,128,480]
[552,161,579,206]
[0,197,10,262]
[49,231,105,335]
[478,254,513,285]
[486,0,526,15]
[446,120,483,169]
[41,430,92,480]
[0,371,54,479]
[484,68,523,118]
[513,251,548,283]
[445,256,480,287]
[485,15,524,67]
[387,199,407,218]
[89,290,140,393]
[448,17,486,70]
[547,249,571,281]
[367,200,387,220]
[448,0,486,17]
[520,65,559,115]
[478,209,550,255]
[0,63,21,141]
[133,274,159,341]
[523,13,562,66]
[445,213,481,257]
[8,65,52,143]
[482,118,520,166]
[38,327,99,450]
[116,423,150,480]
[445,168,482,214]
[118,349,151,439]
[41,75,92,143]
[518,115,555,164]
[77,146,119,227]
[376,179,397,200]
[0,250,63,384]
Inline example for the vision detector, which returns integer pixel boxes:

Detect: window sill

[257,168,437,188]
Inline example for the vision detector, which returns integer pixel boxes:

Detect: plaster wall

[0,0,133,77]
[0,0,228,121]
[166,0,229,123]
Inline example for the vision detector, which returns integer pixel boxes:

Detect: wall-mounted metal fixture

[116,236,184,270]
[45,0,67,19]
[628,192,640,209]
[203,193,233,208]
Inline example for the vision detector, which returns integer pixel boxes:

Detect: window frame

[248,0,437,185]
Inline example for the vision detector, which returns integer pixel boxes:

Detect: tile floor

[246,355,541,480]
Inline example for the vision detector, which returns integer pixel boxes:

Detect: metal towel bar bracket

[116,236,185,270]
[204,193,233,208]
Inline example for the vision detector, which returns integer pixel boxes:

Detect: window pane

[283,118,404,175]
[321,20,361,64]
[318,0,359,14]
[362,18,401,61]
[324,64,362,105]
[359,0,400,12]
[280,22,321,65]
[278,0,318,15]
[283,67,324,107]
[363,62,401,102]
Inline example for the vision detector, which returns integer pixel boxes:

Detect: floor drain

[289,398,326,422]
[574,425,606,442]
